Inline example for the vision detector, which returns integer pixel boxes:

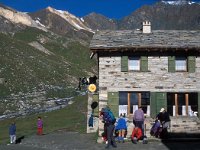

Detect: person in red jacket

[131,127,143,144]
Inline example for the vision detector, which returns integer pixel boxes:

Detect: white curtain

[133,105,138,115]
[119,105,128,117]
[182,105,186,116]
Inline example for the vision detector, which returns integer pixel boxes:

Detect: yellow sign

[88,84,96,92]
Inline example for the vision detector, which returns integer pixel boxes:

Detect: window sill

[128,70,150,72]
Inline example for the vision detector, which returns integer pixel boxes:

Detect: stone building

[87,21,200,140]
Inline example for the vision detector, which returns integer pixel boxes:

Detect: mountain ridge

[0,2,200,115]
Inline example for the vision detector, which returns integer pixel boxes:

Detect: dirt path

[1,131,200,150]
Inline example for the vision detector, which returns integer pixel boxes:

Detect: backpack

[88,114,93,127]
[102,108,116,124]
[108,110,116,124]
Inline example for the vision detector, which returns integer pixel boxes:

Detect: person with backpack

[100,107,117,149]
[150,119,161,138]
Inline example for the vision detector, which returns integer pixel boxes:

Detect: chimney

[142,21,151,34]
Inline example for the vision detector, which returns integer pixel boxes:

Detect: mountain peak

[45,6,93,32]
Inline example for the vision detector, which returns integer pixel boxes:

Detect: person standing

[9,122,16,144]
[37,116,43,135]
[133,107,145,136]
[100,107,117,149]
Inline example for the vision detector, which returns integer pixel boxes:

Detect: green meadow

[0,95,88,144]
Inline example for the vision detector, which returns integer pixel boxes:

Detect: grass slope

[0,27,96,96]
[0,95,88,144]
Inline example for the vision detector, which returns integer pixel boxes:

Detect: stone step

[125,117,200,138]
[171,121,197,124]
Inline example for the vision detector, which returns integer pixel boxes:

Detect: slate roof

[90,30,200,52]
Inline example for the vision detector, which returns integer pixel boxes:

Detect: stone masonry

[96,56,200,140]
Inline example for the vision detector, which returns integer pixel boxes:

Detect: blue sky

[0,0,159,19]
[0,0,199,19]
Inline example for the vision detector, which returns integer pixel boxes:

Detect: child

[37,116,43,135]
[9,122,16,144]
[115,113,127,143]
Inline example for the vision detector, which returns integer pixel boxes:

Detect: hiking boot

[117,137,120,143]
[132,140,137,144]
[112,144,117,148]
[121,137,124,143]
[132,137,137,144]
[105,145,110,149]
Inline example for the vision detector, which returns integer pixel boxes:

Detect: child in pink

[37,116,43,135]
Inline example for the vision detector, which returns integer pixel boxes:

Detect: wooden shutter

[92,94,99,116]
[155,92,167,114]
[198,92,200,119]
[140,56,148,72]
[150,92,167,118]
[188,56,196,73]
[150,92,157,118]
[108,92,119,117]
[121,56,128,72]
[168,56,175,72]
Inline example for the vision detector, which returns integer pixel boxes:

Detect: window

[167,93,198,116]
[175,57,186,71]
[119,92,150,115]
[129,57,140,71]
[168,56,196,73]
[121,56,148,72]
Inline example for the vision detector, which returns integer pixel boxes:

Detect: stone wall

[99,56,200,92]
[97,56,200,137]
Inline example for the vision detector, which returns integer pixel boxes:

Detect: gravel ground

[1,131,200,150]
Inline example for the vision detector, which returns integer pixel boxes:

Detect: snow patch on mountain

[80,18,84,22]
[46,6,94,33]
[35,19,46,28]
[162,0,196,5]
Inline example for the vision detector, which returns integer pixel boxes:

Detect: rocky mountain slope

[0,1,199,116]
[83,12,118,30]
[118,2,200,30]
[0,5,96,116]
[83,2,200,30]
[29,7,94,43]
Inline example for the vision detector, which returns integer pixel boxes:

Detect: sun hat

[160,108,165,112]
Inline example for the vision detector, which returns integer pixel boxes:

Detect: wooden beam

[175,94,178,116]
[138,93,141,107]
[128,92,130,116]
[185,93,189,116]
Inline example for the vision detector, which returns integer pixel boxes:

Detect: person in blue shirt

[9,122,16,144]
[116,113,127,143]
